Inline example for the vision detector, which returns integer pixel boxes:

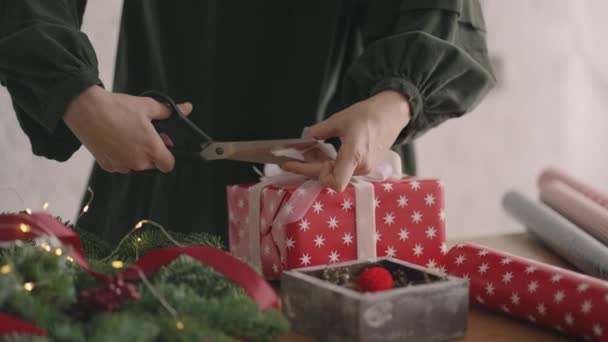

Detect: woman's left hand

[282,90,411,191]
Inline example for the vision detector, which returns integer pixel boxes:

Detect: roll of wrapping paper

[502,191,608,279]
[446,242,608,341]
[540,179,608,246]
[539,168,608,210]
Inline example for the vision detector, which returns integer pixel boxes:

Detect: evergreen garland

[0,219,289,341]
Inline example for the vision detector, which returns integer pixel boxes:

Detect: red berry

[356,266,394,292]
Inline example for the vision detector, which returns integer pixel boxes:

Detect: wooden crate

[281,258,469,341]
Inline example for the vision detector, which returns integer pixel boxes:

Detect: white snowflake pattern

[296,188,307,197]
[511,293,520,305]
[383,212,395,226]
[228,211,235,222]
[425,226,437,239]
[581,300,592,314]
[501,305,510,313]
[398,228,409,241]
[578,283,590,293]
[455,254,466,265]
[312,201,324,214]
[313,235,325,248]
[263,244,271,256]
[436,180,444,188]
[342,233,353,245]
[502,272,513,284]
[551,274,563,283]
[456,243,465,248]
[564,313,574,326]
[382,183,393,192]
[500,257,512,265]
[237,199,245,209]
[593,324,603,337]
[528,315,536,323]
[477,249,489,257]
[537,303,547,315]
[528,281,539,293]
[374,231,382,242]
[277,188,285,196]
[325,188,337,195]
[285,237,295,249]
[424,194,435,206]
[329,250,340,263]
[411,211,423,223]
[385,246,397,258]
[478,263,489,274]
[485,282,495,296]
[439,210,446,222]
[272,264,279,273]
[525,265,537,274]
[231,185,239,192]
[438,265,447,274]
[373,197,381,209]
[299,253,311,266]
[440,243,448,255]
[554,290,565,303]
[283,202,294,215]
[426,259,437,269]
[327,216,339,230]
[397,195,408,208]
[341,198,353,211]
[476,295,485,304]
[299,219,311,231]
[409,180,421,190]
[462,273,470,281]
[413,244,424,257]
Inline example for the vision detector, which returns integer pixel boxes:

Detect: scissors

[140,90,321,164]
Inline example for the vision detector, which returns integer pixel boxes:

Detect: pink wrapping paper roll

[540,168,608,211]
[540,180,608,246]
[446,242,608,341]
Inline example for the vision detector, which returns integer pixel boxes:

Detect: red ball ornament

[356,266,394,292]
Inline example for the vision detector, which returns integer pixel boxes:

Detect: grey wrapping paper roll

[502,191,608,280]
[540,180,608,246]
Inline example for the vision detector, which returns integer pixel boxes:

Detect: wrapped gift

[446,242,608,341]
[227,150,446,279]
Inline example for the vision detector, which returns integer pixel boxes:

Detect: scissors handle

[139,90,212,158]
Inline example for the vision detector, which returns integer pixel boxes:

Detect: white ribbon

[246,143,402,270]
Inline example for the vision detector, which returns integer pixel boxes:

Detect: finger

[177,102,193,116]
[150,136,175,173]
[282,161,325,178]
[304,114,343,140]
[143,97,173,120]
[159,133,174,147]
[330,141,359,191]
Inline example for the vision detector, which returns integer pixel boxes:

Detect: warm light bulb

[135,221,144,229]
[136,237,142,242]
[66,256,74,263]
[19,223,31,233]
[111,260,124,269]
[176,321,184,330]
[40,242,51,252]
[25,208,32,214]
[1,264,11,274]
[23,282,35,292]
[82,205,89,213]
[42,202,49,210]
[55,248,63,256]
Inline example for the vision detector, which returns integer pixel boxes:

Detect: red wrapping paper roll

[446,242,608,341]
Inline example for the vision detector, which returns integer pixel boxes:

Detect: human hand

[282,90,411,191]
[63,85,192,173]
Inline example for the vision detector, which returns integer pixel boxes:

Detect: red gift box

[446,242,608,341]
[227,172,446,280]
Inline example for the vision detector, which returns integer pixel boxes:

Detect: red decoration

[446,242,608,342]
[0,212,281,338]
[77,275,140,314]
[356,266,394,292]
[228,177,446,279]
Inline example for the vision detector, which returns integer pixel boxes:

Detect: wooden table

[280,233,574,341]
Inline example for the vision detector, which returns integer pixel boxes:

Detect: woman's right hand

[63,85,192,173]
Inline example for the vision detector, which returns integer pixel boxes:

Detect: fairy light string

[1,189,187,330]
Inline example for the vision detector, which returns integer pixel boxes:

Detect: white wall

[1,1,607,239]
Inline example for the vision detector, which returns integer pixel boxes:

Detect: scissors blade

[200,138,321,164]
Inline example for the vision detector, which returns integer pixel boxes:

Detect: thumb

[304,114,342,140]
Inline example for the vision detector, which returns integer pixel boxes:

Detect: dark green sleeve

[0,0,102,161]
[343,0,496,144]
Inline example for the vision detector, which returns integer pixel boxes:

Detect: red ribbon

[0,212,280,336]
